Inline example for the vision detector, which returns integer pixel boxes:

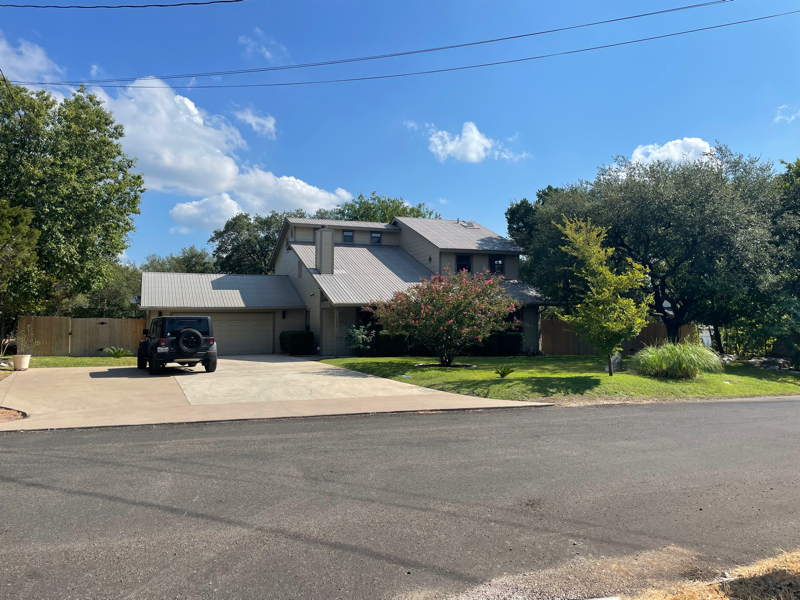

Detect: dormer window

[343,230,354,243]
[489,255,504,275]
[371,232,382,244]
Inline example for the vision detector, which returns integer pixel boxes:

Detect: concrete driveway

[0,356,547,430]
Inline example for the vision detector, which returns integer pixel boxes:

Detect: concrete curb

[0,402,554,433]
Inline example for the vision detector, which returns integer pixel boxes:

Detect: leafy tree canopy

[69,261,144,319]
[142,245,216,274]
[557,218,652,375]
[0,82,144,316]
[331,192,441,222]
[506,145,780,340]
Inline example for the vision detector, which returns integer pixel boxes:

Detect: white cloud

[425,121,529,164]
[234,107,277,138]
[494,147,531,162]
[169,193,242,231]
[428,121,494,163]
[0,32,63,82]
[97,78,245,197]
[506,132,520,142]
[631,137,712,163]
[774,105,800,124]
[233,167,351,214]
[90,64,100,77]
[238,29,291,65]
[403,120,419,131]
[7,36,352,234]
[439,198,448,205]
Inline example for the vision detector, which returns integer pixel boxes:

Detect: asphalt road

[1,400,799,600]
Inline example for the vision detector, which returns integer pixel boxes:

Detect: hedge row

[279,330,315,355]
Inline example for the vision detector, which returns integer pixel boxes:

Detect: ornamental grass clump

[631,342,723,379]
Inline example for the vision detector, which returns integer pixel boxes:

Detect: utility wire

[20,0,732,84]
[12,9,799,90]
[0,0,241,8]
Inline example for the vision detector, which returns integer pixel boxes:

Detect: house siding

[473,254,489,273]
[440,252,455,273]
[505,256,520,280]
[397,224,440,271]
[295,227,315,242]
[321,306,357,356]
[274,246,321,352]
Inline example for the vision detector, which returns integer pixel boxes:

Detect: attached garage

[141,273,307,356]
[169,312,274,356]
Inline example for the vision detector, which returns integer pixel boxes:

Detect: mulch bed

[0,407,25,423]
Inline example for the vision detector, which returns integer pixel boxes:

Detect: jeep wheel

[137,348,147,370]
[205,357,217,373]
[148,353,162,375]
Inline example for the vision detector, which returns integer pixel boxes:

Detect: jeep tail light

[159,338,167,347]
[208,337,214,345]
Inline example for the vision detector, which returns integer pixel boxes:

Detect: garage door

[171,312,274,355]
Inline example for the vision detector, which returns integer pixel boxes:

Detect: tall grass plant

[631,342,723,379]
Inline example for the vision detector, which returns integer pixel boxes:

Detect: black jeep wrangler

[138,316,218,375]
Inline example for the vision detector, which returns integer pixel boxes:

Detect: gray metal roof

[500,280,550,306]
[393,217,523,252]
[292,243,433,306]
[140,272,306,309]
[286,218,400,230]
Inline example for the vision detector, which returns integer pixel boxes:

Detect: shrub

[465,332,523,356]
[345,325,375,356]
[495,365,515,378]
[279,330,314,355]
[631,342,723,379]
[375,331,406,357]
[105,347,132,358]
[499,332,524,356]
[369,269,517,366]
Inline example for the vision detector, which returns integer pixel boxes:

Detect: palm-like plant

[105,347,132,359]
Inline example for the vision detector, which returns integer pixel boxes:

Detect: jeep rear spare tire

[176,328,203,355]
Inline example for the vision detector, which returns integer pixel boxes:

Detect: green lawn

[23,356,138,368]
[321,356,800,402]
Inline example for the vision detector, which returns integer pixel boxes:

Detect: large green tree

[209,210,309,274]
[331,192,441,222]
[557,218,652,375]
[0,82,145,316]
[142,245,216,274]
[0,204,39,337]
[507,145,780,340]
[69,261,144,319]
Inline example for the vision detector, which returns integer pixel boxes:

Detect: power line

[19,0,732,84]
[0,0,241,8]
[12,9,799,90]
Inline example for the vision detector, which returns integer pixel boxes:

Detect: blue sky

[2,0,799,263]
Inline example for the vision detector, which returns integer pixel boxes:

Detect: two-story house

[140,217,547,356]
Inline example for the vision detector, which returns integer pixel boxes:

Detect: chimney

[315,228,334,274]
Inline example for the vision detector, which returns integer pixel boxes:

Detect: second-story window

[456,255,471,273]
[342,230,354,243]
[489,254,504,275]
[371,232,382,244]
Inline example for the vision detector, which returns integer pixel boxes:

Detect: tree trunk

[607,354,613,377]
[712,322,725,354]
[664,320,682,343]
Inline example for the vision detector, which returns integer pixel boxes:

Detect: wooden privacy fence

[17,317,146,357]
[541,319,692,356]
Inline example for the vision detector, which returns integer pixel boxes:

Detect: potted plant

[12,324,40,371]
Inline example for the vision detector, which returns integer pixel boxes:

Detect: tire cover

[177,328,203,356]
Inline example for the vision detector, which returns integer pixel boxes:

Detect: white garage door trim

[169,312,275,356]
